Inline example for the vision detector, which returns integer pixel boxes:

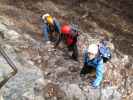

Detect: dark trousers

[49,32,60,43]
[68,44,78,61]
[80,64,96,76]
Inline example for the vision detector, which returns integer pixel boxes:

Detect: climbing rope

[0,45,17,89]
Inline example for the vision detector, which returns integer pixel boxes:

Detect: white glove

[46,41,51,44]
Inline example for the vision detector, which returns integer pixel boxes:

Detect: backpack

[67,26,80,45]
[71,24,80,38]
[98,41,112,63]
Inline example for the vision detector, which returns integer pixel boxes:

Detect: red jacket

[65,32,78,46]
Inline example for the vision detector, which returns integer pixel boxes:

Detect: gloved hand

[46,41,51,44]
[90,80,100,88]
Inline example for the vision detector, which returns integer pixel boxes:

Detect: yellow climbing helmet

[46,15,54,25]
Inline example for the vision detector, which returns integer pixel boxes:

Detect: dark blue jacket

[43,18,60,41]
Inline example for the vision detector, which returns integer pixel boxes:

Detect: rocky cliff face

[0,0,133,100]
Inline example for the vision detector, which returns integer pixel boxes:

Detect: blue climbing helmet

[98,40,112,63]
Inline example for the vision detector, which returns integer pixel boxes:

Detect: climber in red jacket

[55,24,80,61]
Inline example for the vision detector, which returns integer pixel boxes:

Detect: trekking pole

[0,45,18,89]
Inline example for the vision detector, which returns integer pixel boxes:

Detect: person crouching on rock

[80,44,104,88]
[55,24,80,61]
[42,13,61,44]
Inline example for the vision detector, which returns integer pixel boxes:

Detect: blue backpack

[98,41,112,63]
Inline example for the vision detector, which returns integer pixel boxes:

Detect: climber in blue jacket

[42,14,61,44]
[80,44,104,88]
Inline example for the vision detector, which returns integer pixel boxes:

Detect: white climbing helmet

[88,44,98,55]
[42,13,50,20]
